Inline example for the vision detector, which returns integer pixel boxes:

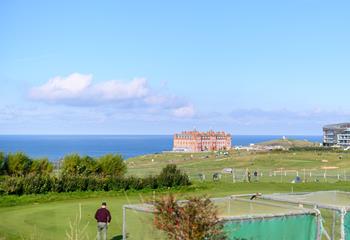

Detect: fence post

[123,206,126,240]
[340,208,346,240]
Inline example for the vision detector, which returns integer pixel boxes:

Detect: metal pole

[332,211,336,240]
[341,208,346,240]
[314,208,322,240]
[123,206,127,240]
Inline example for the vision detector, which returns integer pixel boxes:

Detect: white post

[341,208,346,240]
[314,208,322,240]
[232,169,236,183]
[123,206,127,240]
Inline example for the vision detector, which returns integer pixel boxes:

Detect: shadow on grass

[110,235,123,240]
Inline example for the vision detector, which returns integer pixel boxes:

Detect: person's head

[101,202,107,208]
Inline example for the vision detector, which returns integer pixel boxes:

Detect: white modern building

[323,123,350,147]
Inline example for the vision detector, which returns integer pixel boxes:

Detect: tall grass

[65,203,90,240]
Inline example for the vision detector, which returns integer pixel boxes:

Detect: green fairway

[2,181,350,240]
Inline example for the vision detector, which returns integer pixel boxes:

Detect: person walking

[95,202,112,240]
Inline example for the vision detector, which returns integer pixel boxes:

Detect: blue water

[0,135,322,160]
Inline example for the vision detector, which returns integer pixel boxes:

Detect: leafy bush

[61,154,96,176]
[60,153,126,178]
[2,176,24,195]
[29,158,53,175]
[96,154,126,178]
[7,152,32,176]
[154,195,226,240]
[157,164,190,188]
[22,175,54,194]
[0,165,190,195]
[0,153,53,177]
[0,152,5,175]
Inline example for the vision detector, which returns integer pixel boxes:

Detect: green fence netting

[223,214,317,240]
[344,212,350,240]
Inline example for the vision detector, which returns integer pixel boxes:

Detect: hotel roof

[323,123,350,130]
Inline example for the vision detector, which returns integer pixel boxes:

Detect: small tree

[61,154,81,176]
[61,154,96,176]
[97,154,126,178]
[157,164,190,187]
[154,195,226,240]
[30,158,53,175]
[0,152,5,175]
[7,152,32,176]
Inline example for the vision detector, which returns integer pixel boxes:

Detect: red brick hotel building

[173,130,232,152]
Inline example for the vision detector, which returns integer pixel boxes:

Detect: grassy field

[1,181,350,240]
[2,147,350,239]
[127,148,350,182]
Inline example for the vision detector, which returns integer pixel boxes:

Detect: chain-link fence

[184,168,350,183]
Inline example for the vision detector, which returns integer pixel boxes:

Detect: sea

[0,135,322,160]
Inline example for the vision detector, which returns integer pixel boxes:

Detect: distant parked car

[222,168,233,174]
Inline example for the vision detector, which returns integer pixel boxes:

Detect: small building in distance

[173,130,231,152]
[323,123,350,147]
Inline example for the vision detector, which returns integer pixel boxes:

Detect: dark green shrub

[96,154,127,178]
[22,175,54,194]
[157,164,190,188]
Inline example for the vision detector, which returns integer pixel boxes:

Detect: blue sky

[1,0,350,135]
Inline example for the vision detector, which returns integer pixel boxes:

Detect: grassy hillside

[127,148,350,182]
[256,138,319,148]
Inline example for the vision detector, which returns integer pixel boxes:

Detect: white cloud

[172,105,195,118]
[29,73,92,101]
[28,73,195,118]
[90,78,149,101]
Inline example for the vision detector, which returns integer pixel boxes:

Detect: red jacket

[95,208,112,223]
